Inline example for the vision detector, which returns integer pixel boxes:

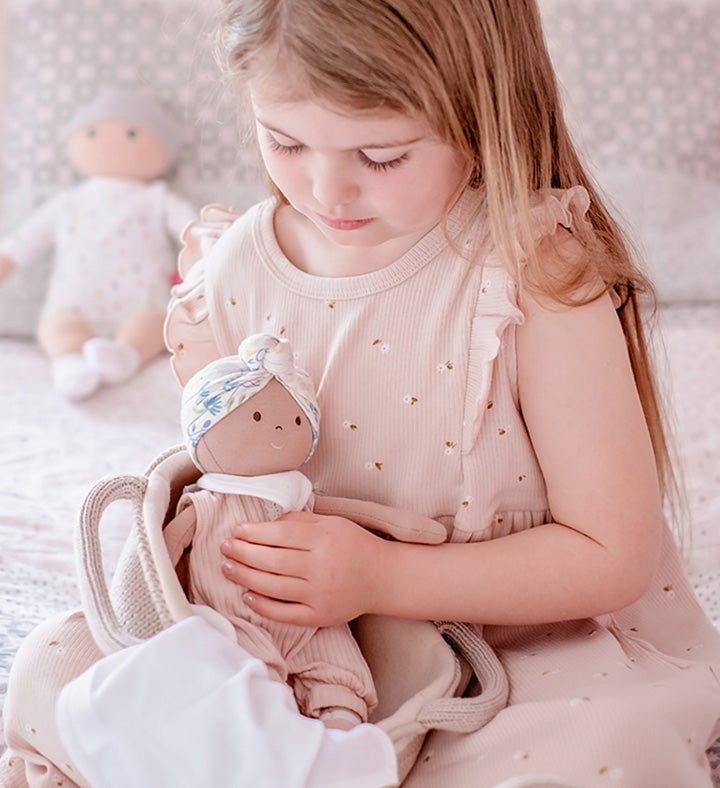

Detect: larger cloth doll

[0,88,197,399]
[168,333,448,730]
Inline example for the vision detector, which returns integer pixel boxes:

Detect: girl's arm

[220,267,663,628]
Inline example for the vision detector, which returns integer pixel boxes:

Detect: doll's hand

[220,511,389,627]
[0,253,16,281]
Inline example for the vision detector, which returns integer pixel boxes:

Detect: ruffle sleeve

[461,266,524,454]
[526,185,592,242]
[164,204,239,386]
[462,185,595,451]
[483,184,593,268]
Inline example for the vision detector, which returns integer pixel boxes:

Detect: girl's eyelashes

[359,151,409,172]
[265,133,304,155]
[264,131,409,172]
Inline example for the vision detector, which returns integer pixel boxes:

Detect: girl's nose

[312,160,359,209]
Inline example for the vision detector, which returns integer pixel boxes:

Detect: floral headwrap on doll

[180,334,320,464]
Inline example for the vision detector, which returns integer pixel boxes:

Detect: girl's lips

[317,214,373,231]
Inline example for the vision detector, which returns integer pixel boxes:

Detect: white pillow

[0,0,265,337]
[539,0,720,304]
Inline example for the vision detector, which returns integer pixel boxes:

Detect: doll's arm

[312,495,447,545]
[0,192,64,271]
[162,502,198,567]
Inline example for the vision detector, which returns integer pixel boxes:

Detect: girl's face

[249,83,466,274]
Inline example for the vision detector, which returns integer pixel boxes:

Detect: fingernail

[243,593,256,607]
[221,540,231,554]
[222,561,234,575]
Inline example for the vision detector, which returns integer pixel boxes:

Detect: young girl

[3,0,720,785]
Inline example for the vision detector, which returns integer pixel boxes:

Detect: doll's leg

[83,309,166,387]
[36,313,101,399]
[36,312,93,359]
[289,624,376,728]
[115,308,166,364]
[2,610,101,788]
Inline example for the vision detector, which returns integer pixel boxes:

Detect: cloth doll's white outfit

[175,470,377,722]
[0,177,196,335]
[3,187,720,787]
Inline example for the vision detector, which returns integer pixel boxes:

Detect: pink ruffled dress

[165,186,720,785]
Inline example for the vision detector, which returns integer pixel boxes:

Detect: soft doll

[0,88,197,400]
[166,333,447,730]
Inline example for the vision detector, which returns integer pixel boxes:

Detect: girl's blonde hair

[215,0,677,507]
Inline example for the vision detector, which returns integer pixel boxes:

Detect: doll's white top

[0,177,196,333]
[196,470,313,513]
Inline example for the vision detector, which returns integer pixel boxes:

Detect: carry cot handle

[76,472,179,654]
[424,621,509,731]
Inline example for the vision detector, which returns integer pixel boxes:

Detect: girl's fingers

[231,517,316,548]
[221,540,308,577]
[222,559,308,602]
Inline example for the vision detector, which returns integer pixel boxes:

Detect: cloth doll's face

[195,379,315,476]
[66,119,170,180]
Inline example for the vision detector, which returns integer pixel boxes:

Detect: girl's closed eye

[265,130,408,172]
[265,131,304,155]
[358,150,409,172]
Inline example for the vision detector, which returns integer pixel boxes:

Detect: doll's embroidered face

[194,379,315,476]
[66,119,170,180]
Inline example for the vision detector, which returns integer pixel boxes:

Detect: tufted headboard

[0,0,265,337]
[539,0,720,305]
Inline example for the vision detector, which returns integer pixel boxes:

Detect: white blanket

[57,609,398,788]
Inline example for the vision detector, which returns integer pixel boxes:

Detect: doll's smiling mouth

[270,441,285,450]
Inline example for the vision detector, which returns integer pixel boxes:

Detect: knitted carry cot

[75,445,509,784]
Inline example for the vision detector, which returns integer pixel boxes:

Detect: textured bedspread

[1,306,719,767]
[0,343,182,753]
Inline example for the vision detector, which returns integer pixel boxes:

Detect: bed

[1,0,719,779]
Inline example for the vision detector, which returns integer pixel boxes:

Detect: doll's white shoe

[52,353,101,400]
[83,338,140,386]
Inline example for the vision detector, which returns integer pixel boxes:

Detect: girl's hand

[220,511,387,627]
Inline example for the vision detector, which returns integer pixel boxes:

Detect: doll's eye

[295,416,302,426]
[253,411,262,422]
[126,128,138,139]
